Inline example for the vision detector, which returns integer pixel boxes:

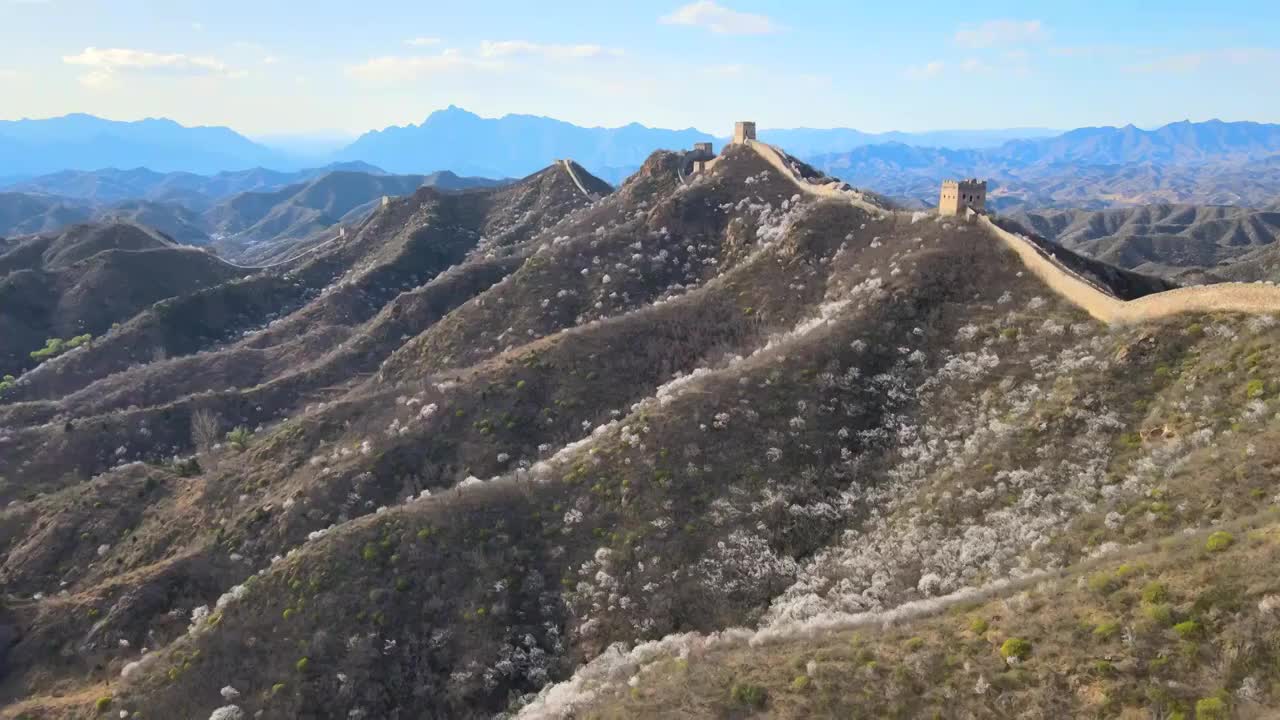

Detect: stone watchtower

[692,142,714,158]
[938,179,987,216]
[733,121,757,145]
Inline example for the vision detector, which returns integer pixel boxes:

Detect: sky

[2,0,1278,139]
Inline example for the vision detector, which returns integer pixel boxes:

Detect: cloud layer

[62,47,238,88]
[659,1,777,35]
[953,20,1045,49]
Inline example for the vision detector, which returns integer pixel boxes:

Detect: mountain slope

[0,192,94,237]
[0,222,246,375]
[203,171,504,258]
[4,142,1280,720]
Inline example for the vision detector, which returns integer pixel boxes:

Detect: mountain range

[6,141,1280,719]
[0,167,505,256]
[0,114,293,176]
[810,123,1280,210]
[0,108,1158,185]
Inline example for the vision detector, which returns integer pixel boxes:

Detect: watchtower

[733,121,757,145]
[938,179,987,216]
[692,142,714,158]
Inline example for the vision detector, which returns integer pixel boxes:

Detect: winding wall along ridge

[559,159,600,202]
[746,140,1280,325]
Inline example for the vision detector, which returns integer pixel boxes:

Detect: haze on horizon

[2,0,1279,139]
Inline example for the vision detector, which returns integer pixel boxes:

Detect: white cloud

[954,20,1045,49]
[478,40,622,59]
[1124,47,1280,74]
[701,63,747,77]
[345,50,501,82]
[347,40,619,83]
[405,36,441,47]
[261,55,279,65]
[904,60,946,79]
[62,46,239,88]
[659,1,777,35]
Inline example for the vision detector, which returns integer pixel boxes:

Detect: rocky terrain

[3,142,1280,720]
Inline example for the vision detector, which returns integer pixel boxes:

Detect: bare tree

[191,409,221,455]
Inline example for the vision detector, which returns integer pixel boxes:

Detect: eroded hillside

[3,143,1280,720]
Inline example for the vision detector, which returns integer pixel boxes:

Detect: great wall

[696,120,1280,326]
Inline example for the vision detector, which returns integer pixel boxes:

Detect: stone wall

[979,216,1280,324]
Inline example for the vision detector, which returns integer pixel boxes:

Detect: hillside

[203,171,503,259]
[0,222,245,376]
[1008,204,1280,283]
[0,193,94,237]
[3,140,1280,720]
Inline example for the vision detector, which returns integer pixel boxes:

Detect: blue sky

[1,0,1277,138]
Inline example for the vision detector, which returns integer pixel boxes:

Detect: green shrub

[1194,696,1227,720]
[95,695,112,712]
[296,657,309,672]
[1141,581,1168,604]
[1205,531,1234,552]
[1092,621,1120,641]
[969,617,989,635]
[791,675,811,691]
[1144,603,1174,626]
[225,426,253,451]
[1000,638,1032,661]
[730,682,768,708]
[271,682,286,695]
[1087,571,1120,595]
[1173,620,1201,639]
[904,636,926,651]
[1246,379,1266,399]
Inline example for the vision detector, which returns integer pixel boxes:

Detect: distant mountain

[1007,203,1280,283]
[96,200,212,246]
[753,126,1061,156]
[3,161,391,211]
[996,119,1280,165]
[807,121,1280,210]
[0,192,94,236]
[0,114,300,176]
[334,105,715,178]
[205,169,505,258]
[0,167,503,259]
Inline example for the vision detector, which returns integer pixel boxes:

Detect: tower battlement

[732,121,757,144]
[938,178,987,216]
